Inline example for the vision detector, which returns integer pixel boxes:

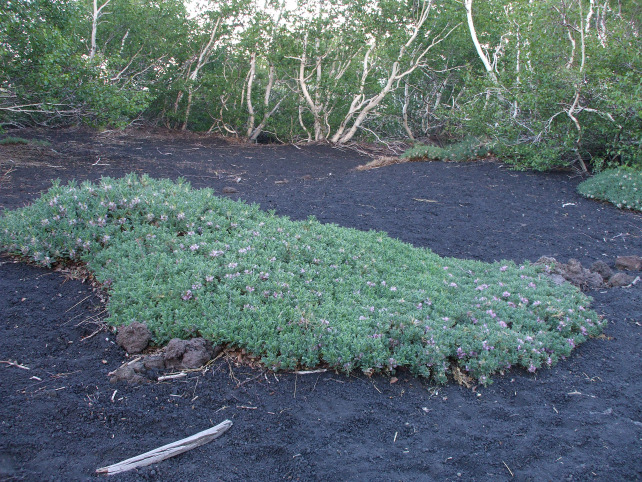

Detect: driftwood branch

[96,420,233,475]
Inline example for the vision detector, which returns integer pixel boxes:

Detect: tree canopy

[1,0,640,170]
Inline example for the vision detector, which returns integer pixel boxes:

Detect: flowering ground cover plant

[577,167,642,212]
[0,174,604,384]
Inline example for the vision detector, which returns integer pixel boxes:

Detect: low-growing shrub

[0,137,51,147]
[402,137,490,163]
[577,167,642,212]
[0,175,604,384]
[0,136,29,145]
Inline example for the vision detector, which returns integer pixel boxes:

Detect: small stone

[584,272,605,288]
[549,274,566,286]
[109,365,148,385]
[163,338,218,369]
[590,261,613,281]
[143,354,165,370]
[222,186,239,194]
[115,322,151,354]
[615,256,642,271]
[608,272,635,287]
[565,259,583,275]
[536,256,558,266]
[129,361,146,373]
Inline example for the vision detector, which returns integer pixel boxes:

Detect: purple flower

[502,291,511,298]
[500,265,508,272]
[190,244,199,251]
[181,290,193,301]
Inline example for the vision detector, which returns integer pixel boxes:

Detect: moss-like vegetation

[578,167,642,212]
[0,174,604,384]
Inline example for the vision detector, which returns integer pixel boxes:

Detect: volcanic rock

[590,261,613,282]
[163,338,220,369]
[615,256,642,271]
[115,322,151,354]
[608,272,635,287]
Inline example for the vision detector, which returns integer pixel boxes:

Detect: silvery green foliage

[0,175,604,384]
[578,167,642,212]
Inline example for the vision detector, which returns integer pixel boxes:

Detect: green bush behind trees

[1,0,640,170]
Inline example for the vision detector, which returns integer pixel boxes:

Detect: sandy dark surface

[0,127,641,481]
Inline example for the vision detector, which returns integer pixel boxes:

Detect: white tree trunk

[331,0,457,144]
[463,0,496,77]
[402,81,415,140]
[89,0,112,61]
[249,64,283,141]
[246,52,257,137]
[182,17,221,130]
[297,33,325,141]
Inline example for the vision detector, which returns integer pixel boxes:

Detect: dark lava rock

[590,261,613,281]
[608,272,635,287]
[615,256,642,271]
[566,259,584,275]
[143,354,165,370]
[163,338,220,369]
[222,186,239,194]
[109,364,148,385]
[536,256,604,289]
[115,322,151,354]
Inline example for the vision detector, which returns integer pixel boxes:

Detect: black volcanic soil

[1,127,641,481]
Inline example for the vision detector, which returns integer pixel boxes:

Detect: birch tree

[329,0,459,144]
[89,0,112,60]
[244,1,288,141]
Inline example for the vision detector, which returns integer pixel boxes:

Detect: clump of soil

[111,328,223,383]
[536,255,639,289]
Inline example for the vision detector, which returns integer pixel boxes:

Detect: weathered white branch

[96,420,232,475]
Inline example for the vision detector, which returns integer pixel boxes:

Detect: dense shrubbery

[0,175,604,384]
[2,1,639,164]
[401,137,490,163]
[578,167,642,212]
